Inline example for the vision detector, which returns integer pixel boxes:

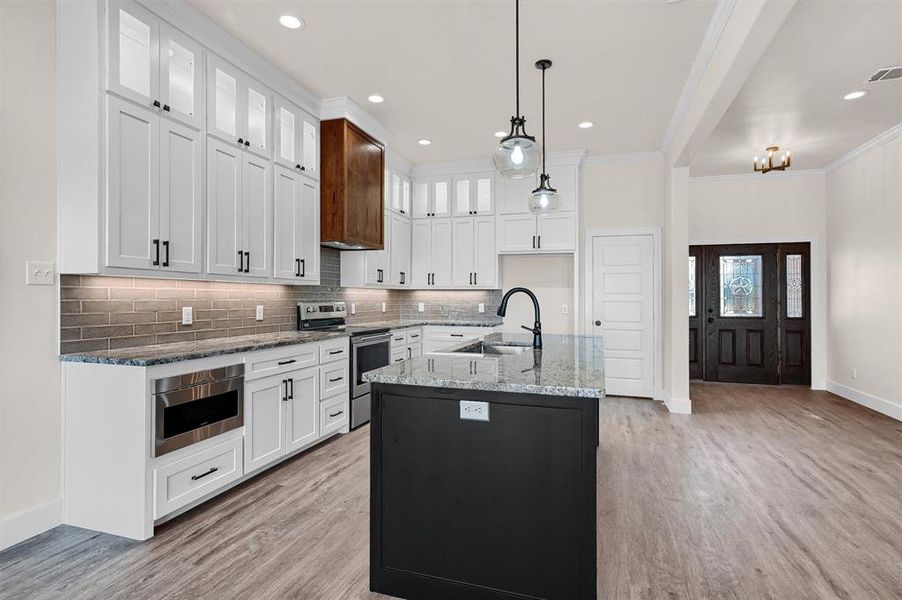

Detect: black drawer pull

[328,349,343,355]
[329,376,344,383]
[450,333,464,337]
[191,467,218,481]
[152,239,160,266]
[277,359,296,365]
[394,336,404,341]
[329,410,344,418]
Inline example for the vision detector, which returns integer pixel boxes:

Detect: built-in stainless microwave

[153,365,244,456]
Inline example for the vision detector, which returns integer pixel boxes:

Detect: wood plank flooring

[2,384,901,600]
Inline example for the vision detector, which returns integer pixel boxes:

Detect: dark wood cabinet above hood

[320,118,385,250]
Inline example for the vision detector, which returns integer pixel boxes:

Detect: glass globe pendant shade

[493,117,541,179]
[528,173,560,214]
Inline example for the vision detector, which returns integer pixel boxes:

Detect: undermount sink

[453,341,532,355]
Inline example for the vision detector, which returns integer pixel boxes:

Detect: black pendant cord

[515,0,520,117]
[541,63,546,174]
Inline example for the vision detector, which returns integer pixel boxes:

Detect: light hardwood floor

[2,384,901,599]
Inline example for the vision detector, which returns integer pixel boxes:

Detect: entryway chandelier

[492,0,541,179]
[753,146,791,174]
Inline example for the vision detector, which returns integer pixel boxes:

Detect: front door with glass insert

[689,243,810,385]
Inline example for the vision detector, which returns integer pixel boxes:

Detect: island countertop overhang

[363,332,606,398]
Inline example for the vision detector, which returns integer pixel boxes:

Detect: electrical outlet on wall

[255,305,264,321]
[381,302,386,313]
[562,304,569,314]
[25,261,55,285]
[418,302,425,312]
[182,306,193,325]
[350,303,357,315]
[478,303,485,313]
[852,367,857,379]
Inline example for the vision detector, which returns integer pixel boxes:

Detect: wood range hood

[320,118,385,250]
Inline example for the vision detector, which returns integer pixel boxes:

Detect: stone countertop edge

[365,374,603,399]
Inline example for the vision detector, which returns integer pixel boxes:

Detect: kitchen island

[364,333,604,600]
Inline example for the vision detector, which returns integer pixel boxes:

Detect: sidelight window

[688,256,697,317]
[786,254,803,318]
[719,255,763,317]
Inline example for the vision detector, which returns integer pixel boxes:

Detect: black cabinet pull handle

[152,239,160,266]
[238,137,244,145]
[295,258,301,277]
[329,410,344,418]
[277,359,296,365]
[289,378,294,399]
[152,99,161,108]
[538,235,541,249]
[532,235,536,249]
[450,333,464,337]
[191,467,218,481]
[162,104,170,112]
[162,240,169,267]
[295,164,302,170]
[328,349,343,355]
[243,251,250,273]
[329,376,343,383]
[282,379,288,401]
[300,165,305,171]
[237,250,244,273]
[474,272,477,285]
[300,259,305,277]
[244,140,250,147]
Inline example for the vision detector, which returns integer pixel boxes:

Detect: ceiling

[691,0,902,177]
[189,0,717,164]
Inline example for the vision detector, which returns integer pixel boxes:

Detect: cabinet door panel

[206,138,242,275]
[411,220,432,288]
[159,24,203,129]
[244,375,287,473]
[391,171,402,214]
[286,368,319,453]
[432,178,451,218]
[297,178,320,280]
[107,98,159,269]
[301,114,318,177]
[431,219,453,287]
[452,177,472,216]
[273,166,299,280]
[497,214,537,253]
[497,173,537,215]
[545,165,577,212]
[390,214,411,286]
[474,175,494,215]
[365,211,391,285]
[537,212,576,252]
[412,180,430,218]
[207,54,240,143]
[274,96,298,169]
[242,153,272,277]
[107,0,159,109]
[474,216,496,287]
[451,218,475,286]
[244,77,271,159]
[401,177,411,215]
[159,120,202,273]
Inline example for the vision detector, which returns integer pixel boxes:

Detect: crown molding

[139,0,320,117]
[320,96,392,146]
[411,150,585,178]
[658,0,737,157]
[583,151,662,165]
[824,122,902,173]
[689,168,824,183]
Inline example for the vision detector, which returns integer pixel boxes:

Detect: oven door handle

[353,334,392,345]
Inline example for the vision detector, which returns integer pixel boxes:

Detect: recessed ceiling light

[578,121,594,129]
[843,90,867,100]
[494,131,507,138]
[367,94,385,104]
[279,15,305,30]
[417,139,432,146]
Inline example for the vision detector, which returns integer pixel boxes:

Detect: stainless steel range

[297,301,391,429]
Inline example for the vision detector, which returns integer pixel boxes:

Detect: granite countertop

[58,330,349,366]
[346,318,503,335]
[363,332,606,398]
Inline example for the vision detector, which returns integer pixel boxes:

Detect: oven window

[163,389,239,439]
[356,342,390,386]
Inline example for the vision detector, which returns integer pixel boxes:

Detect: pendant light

[492,0,541,179]
[528,59,560,214]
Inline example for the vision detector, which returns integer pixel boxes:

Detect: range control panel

[298,301,347,320]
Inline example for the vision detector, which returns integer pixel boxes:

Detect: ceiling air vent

[867,66,902,83]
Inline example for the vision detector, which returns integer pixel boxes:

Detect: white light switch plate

[255,305,264,321]
[460,400,490,422]
[562,304,569,314]
[418,302,425,312]
[182,306,193,325]
[478,303,485,313]
[25,261,55,285]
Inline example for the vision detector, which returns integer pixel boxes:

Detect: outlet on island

[460,400,490,422]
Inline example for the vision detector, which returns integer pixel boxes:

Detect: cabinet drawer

[319,337,349,364]
[246,344,318,380]
[320,363,348,397]
[153,436,242,519]
[391,347,407,364]
[321,395,348,437]
[406,328,422,343]
[390,329,408,347]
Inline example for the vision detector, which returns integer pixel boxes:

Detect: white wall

[0,1,62,549]
[825,134,902,420]
[499,255,574,336]
[688,171,828,388]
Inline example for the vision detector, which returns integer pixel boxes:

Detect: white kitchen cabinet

[285,368,320,454]
[390,213,412,286]
[274,166,320,282]
[452,174,495,216]
[452,216,497,288]
[412,177,453,219]
[274,94,318,178]
[496,214,538,253]
[207,53,272,159]
[106,96,202,273]
[402,177,411,215]
[107,0,204,129]
[207,137,272,277]
[537,212,577,251]
[411,218,453,288]
[365,210,392,285]
[388,171,412,215]
[496,212,576,254]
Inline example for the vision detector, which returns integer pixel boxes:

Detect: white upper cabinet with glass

[452,174,495,216]
[274,94,319,178]
[387,170,411,215]
[206,53,272,159]
[412,177,452,218]
[107,0,204,129]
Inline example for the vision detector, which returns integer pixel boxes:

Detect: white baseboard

[661,390,692,414]
[826,381,902,422]
[0,498,62,551]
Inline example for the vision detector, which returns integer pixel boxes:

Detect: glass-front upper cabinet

[107,1,203,129]
[432,177,452,218]
[453,177,472,216]
[474,175,494,214]
[391,172,403,214]
[401,177,411,214]
[452,174,494,216]
[206,53,272,159]
[412,180,430,218]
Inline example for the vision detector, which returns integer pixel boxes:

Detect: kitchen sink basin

[452,341,532,355]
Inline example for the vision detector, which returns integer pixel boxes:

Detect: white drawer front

[246,344,318,380]
[390,347,407,364]
[390,329,408,347]
[319,337,349,364]
[320,363,349,397]
[321,395,348,436]
[154,436,243,519]
[406,328,422,343]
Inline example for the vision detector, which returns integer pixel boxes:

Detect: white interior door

[590,234,655,398]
